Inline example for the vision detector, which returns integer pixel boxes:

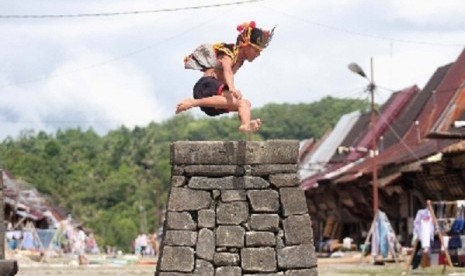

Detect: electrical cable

[0,13,222,89]
[260,4,465,48]
[0,0,266,19]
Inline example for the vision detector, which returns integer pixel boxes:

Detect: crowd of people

[133,232,159,257]
[6,217,100,264]
[6,217,161,266]
[55,219,100,257]
[5,223,28,251]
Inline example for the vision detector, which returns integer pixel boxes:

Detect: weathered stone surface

[167,188,211,211]
[221,190,247,202]
[244,140,299,165]
[159,140,317,276]
[250,214,280,232]
[241,247,277,272]
[164,230,197,246]
[248,190,280,212]
[171,141,299,165]
[244,274,284,276]
[285,269,318,276]
[251,164,298,176]
[171,176,187,187]
[0,260,18,276]
[213,252,240,266]
[215,266,242,276]
[283,215,313,245]
[159,273,193,276]
[216,226,245,248]
[245,231,276,247]
[184,165,245,176]
[216,201,248,225]
[196,228,215,261]
[277,244,317,269]
[188,176,245,190]
[194,260,214,276]
[212,190,221,200]
[198,209,215,228]
[171,141,239,165]
[159,246,195,272]
[269,174,300,188]
[166,212,196,230]
[244,176,270,189]
[171,165,185,176]
[242,221,251,231]
[276,230,285,249]
[280,187,308,217]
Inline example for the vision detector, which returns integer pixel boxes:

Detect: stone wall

[155,140,317,276]
[0,171,18,275]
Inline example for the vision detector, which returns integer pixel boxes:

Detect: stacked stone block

[0,171,18,275]
[155,140,317,276]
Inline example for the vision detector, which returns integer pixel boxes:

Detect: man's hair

[236,21,275,49]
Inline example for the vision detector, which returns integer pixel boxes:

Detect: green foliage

[253,96,370,139]
[0,96,368,251]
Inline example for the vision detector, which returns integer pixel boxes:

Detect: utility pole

[349,59,382,264]
[369,58,378,218]
[348,59,378,217]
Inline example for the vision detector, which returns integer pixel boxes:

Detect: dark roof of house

[380,85,420,148]
[301,86,418,189]
[329,113,371,164]
[377,49,465,166]
[2,170,56,222]
[334,64,453,178]
[326,50,465,184]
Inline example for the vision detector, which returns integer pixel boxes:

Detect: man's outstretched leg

[235,98,261,132]
[238,119,262,132]
[175,94,261,132]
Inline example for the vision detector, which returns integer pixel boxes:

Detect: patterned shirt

[184,43,238,71]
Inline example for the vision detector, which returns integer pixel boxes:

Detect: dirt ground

[14,263,338,276]
[16,262,363,276]
[16,264,155,276]
[7,261,433,276]
[12,255,465,276]
[16,261,463,276]
[12,252,158,276]
[15,262,465,276]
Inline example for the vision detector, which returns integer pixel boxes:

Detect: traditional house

[301,48,465,248]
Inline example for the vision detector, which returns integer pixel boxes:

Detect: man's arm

[219,55,242,99]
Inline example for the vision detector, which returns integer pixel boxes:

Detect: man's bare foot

[176,98,195,114]
[239,118,262,133]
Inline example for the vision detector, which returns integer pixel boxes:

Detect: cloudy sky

[1,0,464,140]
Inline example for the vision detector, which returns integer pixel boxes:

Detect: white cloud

[1,49,164,138]
[390,0,465,25]
[48,52,163,125]
[1,0,465,139]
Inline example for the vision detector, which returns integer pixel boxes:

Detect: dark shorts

[193,76,229,116]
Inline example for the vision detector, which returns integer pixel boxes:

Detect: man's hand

[231,89,243,100]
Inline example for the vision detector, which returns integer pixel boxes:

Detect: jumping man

[176,21,275,132]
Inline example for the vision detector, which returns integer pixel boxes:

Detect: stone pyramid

[155,140,317,276]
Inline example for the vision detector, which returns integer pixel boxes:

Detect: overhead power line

[0,0,265,19]
[0,14,222,89]
[261,4,465,48]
